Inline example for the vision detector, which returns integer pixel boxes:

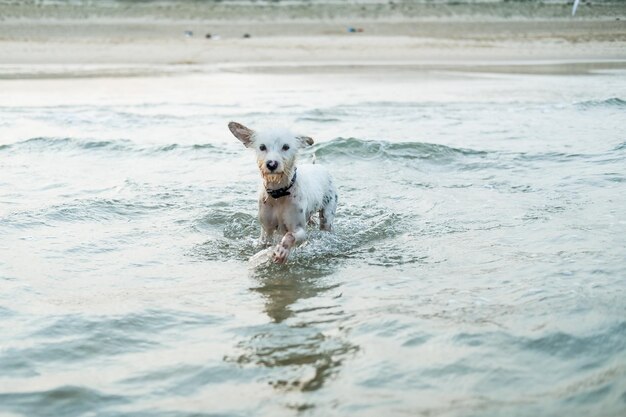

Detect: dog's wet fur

[229,121,337,264]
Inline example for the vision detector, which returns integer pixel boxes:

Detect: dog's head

[228,121,314,185]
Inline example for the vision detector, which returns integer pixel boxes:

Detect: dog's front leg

[258,200,277,247]
[259,228,274,247]
[273,227,306,264]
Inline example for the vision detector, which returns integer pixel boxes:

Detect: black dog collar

[266,169,297,199]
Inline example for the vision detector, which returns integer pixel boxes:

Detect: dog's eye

[282,144,290,151]
[259,144,266,151]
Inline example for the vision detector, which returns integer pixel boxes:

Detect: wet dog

[228,121,337,264]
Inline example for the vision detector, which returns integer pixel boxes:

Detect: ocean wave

[0,137,133,152]
[575,98,626,109]
[0,386,126,417]
[614,141,626,151]
[32,309,217,339]
[0,137,228,156]
[2,197,177,228]
[0,310,220,382]
[523,322,626,359]
[45,199,175,222]
[454,321,626,360]
[512,151,588,162]
[311,137,486,162]
[5,136,579,171]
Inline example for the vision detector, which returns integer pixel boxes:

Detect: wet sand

[0,2,625,77]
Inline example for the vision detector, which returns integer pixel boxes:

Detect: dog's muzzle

[266,169,297,199]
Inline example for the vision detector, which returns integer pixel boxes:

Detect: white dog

[228,121,337,264]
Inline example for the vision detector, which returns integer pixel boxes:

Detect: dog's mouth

[258,161,288,184]
[263,172,285,184]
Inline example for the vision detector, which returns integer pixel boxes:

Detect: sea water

[0,68,625,415]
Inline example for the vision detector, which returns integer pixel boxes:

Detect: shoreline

[1,59,626,80]
[0,3,625,78]
[1,32,625,78]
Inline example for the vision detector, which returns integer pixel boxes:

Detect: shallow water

[1,68,625,416]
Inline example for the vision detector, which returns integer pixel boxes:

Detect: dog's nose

[266,160,279,171]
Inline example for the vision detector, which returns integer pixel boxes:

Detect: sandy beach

[1,1,625,76]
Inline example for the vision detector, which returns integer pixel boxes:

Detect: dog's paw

[273,245,290,264]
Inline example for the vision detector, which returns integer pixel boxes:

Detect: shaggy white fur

[229,121,337,264]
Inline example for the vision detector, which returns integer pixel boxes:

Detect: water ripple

[0,386,127,417]
[0,136,231,157]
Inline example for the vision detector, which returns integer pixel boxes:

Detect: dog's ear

[228,121,255,147]
[297,136,314,147]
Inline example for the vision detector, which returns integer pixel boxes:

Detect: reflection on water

[251,266,339,324]
[229,266,358,394]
